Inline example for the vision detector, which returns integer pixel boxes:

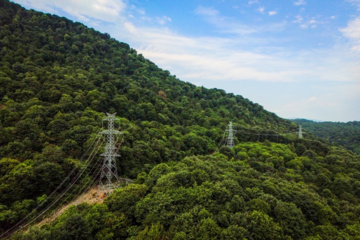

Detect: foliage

[292,119,360,155]
[0,0,359,239]
[12,144,360,239]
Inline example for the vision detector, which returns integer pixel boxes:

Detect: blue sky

[12,0,360,122]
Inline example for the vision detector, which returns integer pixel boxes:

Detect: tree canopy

[1,0,360,239]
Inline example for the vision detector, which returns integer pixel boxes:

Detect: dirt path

[37,186,112,227]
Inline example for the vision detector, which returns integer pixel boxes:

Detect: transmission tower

[225,121,236,148]
[100,113,122,193]
[298,125,304,139]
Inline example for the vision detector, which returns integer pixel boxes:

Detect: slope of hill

[292,119,360,155]
[1,0,360,239]
[0,0,295,163]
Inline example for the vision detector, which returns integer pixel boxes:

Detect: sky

[11,0,360,122]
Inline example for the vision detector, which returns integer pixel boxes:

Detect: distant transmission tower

[100,113,122,193]
[298,125,304,139]
[225,121,236,148]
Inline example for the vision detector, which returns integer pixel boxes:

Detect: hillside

[1,0,360,239]
[0,0,295,164]
[292,119,360,155]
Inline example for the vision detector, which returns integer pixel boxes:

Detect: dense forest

[1,0,360,239]
[292,119,360,155]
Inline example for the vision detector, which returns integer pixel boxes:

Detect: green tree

[246,210,282,240]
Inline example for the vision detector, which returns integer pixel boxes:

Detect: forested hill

[0,0,298,180]
[0,0,292,129]
[292,119,360,155]
[0,0,296,163]
[1,0,360,239]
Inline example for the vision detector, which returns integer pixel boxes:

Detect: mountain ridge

[1,0,360,239]
[292,119,360,155]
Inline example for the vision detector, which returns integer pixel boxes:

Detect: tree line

[1,0,360,239]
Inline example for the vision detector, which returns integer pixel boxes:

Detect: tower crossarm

[100,129,122,135]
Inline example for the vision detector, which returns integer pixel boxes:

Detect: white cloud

[12,0,58,13]
[113,21,359,87]
[156,16,172,25]
[294,0,306,6]
[347,0,360,10]
[293,15,303,23]
[10,0,360,121]
[293,15,318,29]
[277,83,360,121]
[194,6,263,35]
[308,96,317,102]
[258,7,265,13]
[248,0,259,5]
[341,17,360,52]
[55,2,357,87]
[137,9,146,15]
[268,11,277,16]
[124,22,137,33]
[14,0,125,23]
[115,26,289,82]
[195,6,219,16]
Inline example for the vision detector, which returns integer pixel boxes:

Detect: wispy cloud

[9,0,360,121]
[16,0,357,84]
[293,15,318,29]
[193,5,287,38]
[156,16,172,25]
[268,11,277,16]
[248,0,259,5]
[114,24,290,83]
[341,1,360,52]
[124,21,137,33]
[293,15,303,23]
[341,17,360,52]
[115,21,359,85]
[347,0,360,10]
[278,83,360,121]
[15,0,125,23]
[194,6,219,16]
[294,0,306,6]
[195,6,260,35]
[14,0,57,14]
[257,7,265,13]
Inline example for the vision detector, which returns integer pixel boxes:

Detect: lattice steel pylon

[225,121,236,148]
[298,125,304,139]
[100,113,122,193]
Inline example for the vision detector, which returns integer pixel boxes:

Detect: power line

[20,137,105,230]
[0,113,132,239]
[0,133,103,239]
[219,122,307,149]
